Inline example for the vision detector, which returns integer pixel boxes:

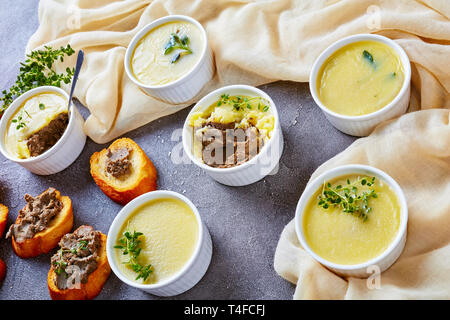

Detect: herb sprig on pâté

[0,44,75,116]
[114,230,153,281]
[52,240,90,277]
[317,176,378,222]
[217,94,270,112]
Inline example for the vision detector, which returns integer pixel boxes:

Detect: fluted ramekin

[309,34,411,136]
[182,85,284,186]
[0,86,86,175]
[107,190,212,297]
[294,164,408,278]
[124,15,215,104]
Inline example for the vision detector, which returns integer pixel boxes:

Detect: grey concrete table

[0,0,355,300]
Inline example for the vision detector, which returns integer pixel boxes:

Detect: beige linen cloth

[26,0,449,298]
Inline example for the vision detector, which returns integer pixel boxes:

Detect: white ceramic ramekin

[182,85,284,186]
[0,86,86,175]
[107,190,212,297]
[124,15,215,104]
[309,34,411,136]
[294,164,408,278]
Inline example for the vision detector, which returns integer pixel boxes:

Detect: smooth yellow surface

[115,198,199,284]
[317,41,404,116]
[189,95,275,159]
[303,175,401,265]
[4,92,68,159]
[131,21,204,86]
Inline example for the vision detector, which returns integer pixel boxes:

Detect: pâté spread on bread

[51,225,102,290]
[6,187,63,242]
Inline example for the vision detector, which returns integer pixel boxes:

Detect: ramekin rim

[309,33,412,121]
[0,85,76,164]
[181,84,281,173]
[106,190,206,290]
[294,164,408,272]
[124,15,209,90]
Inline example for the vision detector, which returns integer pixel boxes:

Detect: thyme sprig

[0,44,75,116]
[53,249,68,276]
[70,240,88,254]
[217,94,270,112]
[11,110,32,130]
[114,230,153,281]
[52,240,89,276]
[164,31,192,64]
[317,176,378,222]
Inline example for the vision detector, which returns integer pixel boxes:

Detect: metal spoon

[68,49,84,117]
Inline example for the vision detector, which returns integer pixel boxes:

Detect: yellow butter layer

[4,92,68,159]
[131,21,204,86]
[303,174,401,265]
[188,95,275,160]
[317,40,404,116]
[115,198,199,284]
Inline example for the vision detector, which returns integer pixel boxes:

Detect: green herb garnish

[53,245,68,276]
[39,103,45,110]
[0,44,75,116]
[11,110,31,130]
[217,94,270,112]
[363,50,374,64]
[164,31,192,64]
[52,239,90,276]
[114,230,153,281]
[70,240,88,254]
[317,176,378,222]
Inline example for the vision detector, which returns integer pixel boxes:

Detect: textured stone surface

[0,0,356,300]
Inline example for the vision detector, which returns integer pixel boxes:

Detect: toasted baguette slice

[11,189,73,259]
[0,204,7,238]
[47,230,111,300]
[0,258,5,282]
[90,138,157,205]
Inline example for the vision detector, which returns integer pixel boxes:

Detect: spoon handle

[68,50,84,111]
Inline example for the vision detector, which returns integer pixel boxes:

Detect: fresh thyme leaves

[11,110,31,130]
[363,50,374,64]
[53,259,67,276]
[0,44,75,116]
[317,176,378,222]
[52,239,90,276]
[114,230,153,281]
[217,94,270,112]
[52,249,68,276]
[164,31,192,64]
[70,240,88,254]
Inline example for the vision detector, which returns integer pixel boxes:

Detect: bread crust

[0,205,7,283]
[0,204,8,238]
[11,189,73,259]
[0,259,5,282]
[47,231,111,300]
[90,138,157,205]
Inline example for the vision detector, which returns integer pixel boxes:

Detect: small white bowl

[182,85,284,186]
[0,86,86,175]
[107,190,212,297]
[294,164,408,278]
[124,15,215,104]
[309,34,411,136]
